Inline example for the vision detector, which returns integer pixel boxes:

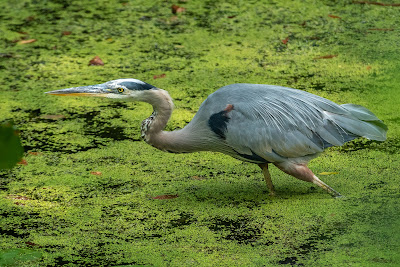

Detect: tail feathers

[338,104,388,141]
[317,120,358,147]
[341,104,380,121]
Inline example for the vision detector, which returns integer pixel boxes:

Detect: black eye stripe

[119,81,155,90]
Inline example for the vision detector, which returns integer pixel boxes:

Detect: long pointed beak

[45,84,110,97]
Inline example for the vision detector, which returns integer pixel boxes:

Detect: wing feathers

[191,84,387,162]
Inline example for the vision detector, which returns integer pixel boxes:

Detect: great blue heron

[46,79,387,197]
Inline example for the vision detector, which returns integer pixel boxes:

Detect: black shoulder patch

[119,81,155,91]
[208,106,234,139]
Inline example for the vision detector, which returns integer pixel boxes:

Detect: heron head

[45,78,156,101]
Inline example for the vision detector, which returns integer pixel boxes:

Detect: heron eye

[117,87,124,93]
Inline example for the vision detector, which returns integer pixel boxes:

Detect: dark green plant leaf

[0,125,23,169]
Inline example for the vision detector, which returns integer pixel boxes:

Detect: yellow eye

[117,87,124,93]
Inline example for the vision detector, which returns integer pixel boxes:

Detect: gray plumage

[189,84,386,162]
[46,79,388,197]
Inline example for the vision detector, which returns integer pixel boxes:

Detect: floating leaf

[153,73,166,79]
[28,152,41,156]
[25,242,40,247]
[328,14,341,19]
[88,56,104,66]
[152,194,178,199]
[6,195,31,200]
[17,159,28,165]
[171,5,186,14]
[313,55,338,60]
[40,114,66,120]
[18,39,37,44]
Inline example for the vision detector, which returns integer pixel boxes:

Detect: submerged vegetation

[1,0,399,266]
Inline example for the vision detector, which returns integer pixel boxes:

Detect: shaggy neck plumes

[139,89,204,153]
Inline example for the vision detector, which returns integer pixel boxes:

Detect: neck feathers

[140,89,174,141]
[139,89,214,153]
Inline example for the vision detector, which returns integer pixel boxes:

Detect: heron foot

[312,175,342,198]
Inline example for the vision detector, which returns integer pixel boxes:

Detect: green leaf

[0,125,23,170]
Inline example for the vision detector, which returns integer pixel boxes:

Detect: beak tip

[45,90,59,95]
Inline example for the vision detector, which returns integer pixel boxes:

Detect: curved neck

[140,89,174,139]
[140,89,195,153]
[139,89,226,154]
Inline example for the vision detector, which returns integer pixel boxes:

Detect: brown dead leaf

[90,171,102,176]
[28,152,42,156]
[171,5,186,14]
[62,31,72,36]
[282,36,289,45]
[40,114,66,120]
[366,65,372,70]
[152,194,178,200]
[153,73,166,79]
[26,241,40,247]
[17,159,28,165]
[89,56,104,66]
[7,195,31,200]
[313,55,338,60]
[328,14,341,19]
[18,39,37,44]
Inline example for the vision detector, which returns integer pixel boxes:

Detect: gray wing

[191,84,387,163]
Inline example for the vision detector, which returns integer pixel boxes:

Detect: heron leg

[274,162,342,198]
[311,175,342,198]
[258,163,276,196]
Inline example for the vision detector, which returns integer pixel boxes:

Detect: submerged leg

[258,163,276,196]
[273,162,342,198]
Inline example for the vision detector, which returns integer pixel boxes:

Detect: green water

[1,0,399,266]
